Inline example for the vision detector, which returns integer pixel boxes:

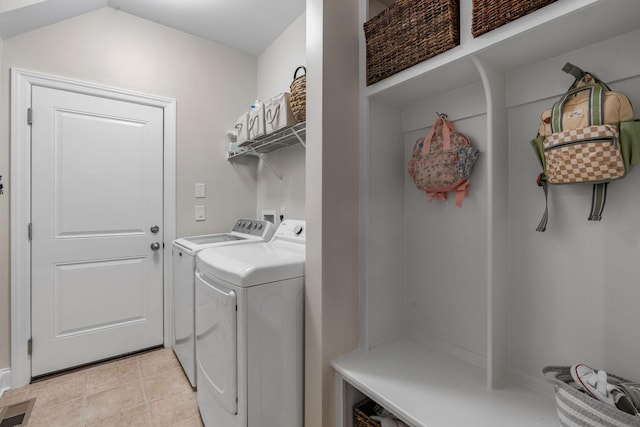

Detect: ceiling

[0,0,306,55]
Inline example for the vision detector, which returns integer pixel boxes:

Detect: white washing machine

[172,219,275,387]
[195,219,305,427]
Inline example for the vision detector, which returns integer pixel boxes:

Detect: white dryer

[172,219,275,387]
[195,219,305,427]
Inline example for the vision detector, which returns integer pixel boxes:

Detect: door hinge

[27,108,33,125]
[28,223,32,241]
[27,338,32,355]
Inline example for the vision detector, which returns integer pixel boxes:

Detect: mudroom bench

[332,337,557,426]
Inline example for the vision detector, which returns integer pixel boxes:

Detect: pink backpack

[407,115,479,206]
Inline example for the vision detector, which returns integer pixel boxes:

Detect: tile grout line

[136,354,154,427]
[81,370,89,426]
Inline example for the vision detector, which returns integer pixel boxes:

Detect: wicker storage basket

[289,66,306,123]
[543,366,640,427]
[471,0,558,37]
[353,398,382,427]
[364,0,459,86]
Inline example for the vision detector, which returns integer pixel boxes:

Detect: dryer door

[195,270,237,414]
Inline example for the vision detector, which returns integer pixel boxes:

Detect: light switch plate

[195,183,206,198]
[195,205,206,221]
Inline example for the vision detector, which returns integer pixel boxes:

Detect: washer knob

[294,225,303,235]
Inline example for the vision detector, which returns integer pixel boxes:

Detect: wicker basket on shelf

[353,398,382,427]
[289,66,306,123]
[471,0,558,37]
[364,0,459,86]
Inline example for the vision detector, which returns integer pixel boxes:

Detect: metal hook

[436,112,448,119]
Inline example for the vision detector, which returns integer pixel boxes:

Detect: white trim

[358,0,370,353]
[508,367,556,398]
[10,68,176,387]
[0,368,10,398]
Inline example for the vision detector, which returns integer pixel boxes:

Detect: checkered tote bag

[531,63,635,232]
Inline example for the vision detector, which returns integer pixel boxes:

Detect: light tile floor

[0,348,202,426]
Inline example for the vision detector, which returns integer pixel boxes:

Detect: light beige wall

[256,12,306,222]
[257,13,306,101]
[305,0,360,425]
[0,7,258,371]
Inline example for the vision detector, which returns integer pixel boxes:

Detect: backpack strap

[421,116,454,154]
[588,182,608,221]
[536,174,549,232]
[454,180,470,207]
[534,174,603,230]
[550,83,606,133]
[564,63,611,90]
[562,62,586,84]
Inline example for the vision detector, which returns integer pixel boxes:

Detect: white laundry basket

[264,93,297,134]
[247,103,265,140]
[234,112,249,146]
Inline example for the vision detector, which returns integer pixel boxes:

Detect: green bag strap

[550,83,606,132]
[563,62,585,83]
[535,178,608,231]
[536,174,549,232]
[564,62,611,91]
[588,182,608,222]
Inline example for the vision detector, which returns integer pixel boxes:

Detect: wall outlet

[195,205,206,221]
[279,206,286,222]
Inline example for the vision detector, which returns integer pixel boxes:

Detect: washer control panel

[272,219,306,243]
[232,219,275,238]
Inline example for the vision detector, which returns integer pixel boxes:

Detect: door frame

[10,68,177,387]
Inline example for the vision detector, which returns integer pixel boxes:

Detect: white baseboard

[409,330,487,369]
[508,367,555,398]
[0,368,11,398]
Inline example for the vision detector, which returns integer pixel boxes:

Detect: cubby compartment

[332,0,640,425]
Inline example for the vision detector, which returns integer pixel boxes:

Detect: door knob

[150,225,160,233]
[151,242,161,251]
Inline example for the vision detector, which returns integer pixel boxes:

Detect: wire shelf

[227,122,306,160]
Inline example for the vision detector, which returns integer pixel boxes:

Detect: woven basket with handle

[289,66,306,123]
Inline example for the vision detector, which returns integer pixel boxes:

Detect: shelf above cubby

[226,121,306,160]
[366,0,640,105]
[332,337,558,427]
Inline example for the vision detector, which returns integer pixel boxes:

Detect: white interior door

[30,85,164,376]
